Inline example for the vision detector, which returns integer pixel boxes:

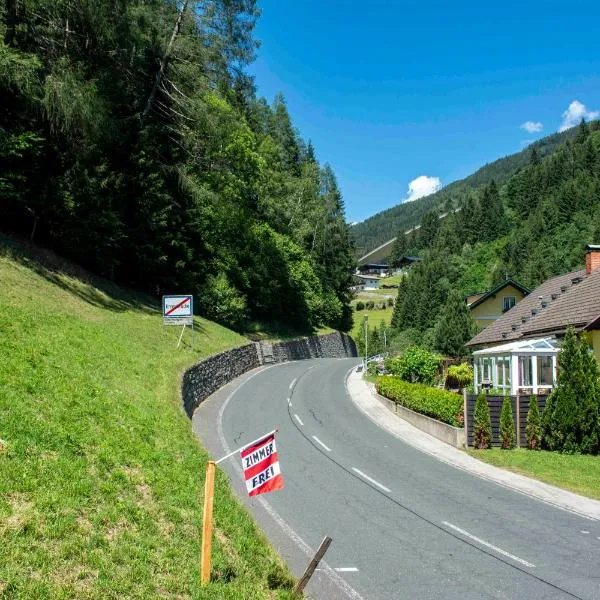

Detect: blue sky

[249,0,600,223]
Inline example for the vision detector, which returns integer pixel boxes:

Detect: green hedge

[376,376,463,427]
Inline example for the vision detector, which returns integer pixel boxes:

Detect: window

[496,357,510,388]
[538,356,554,386]
[503,296,516,312]
[518,356,532,387]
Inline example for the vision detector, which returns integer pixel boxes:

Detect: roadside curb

[346,368,600,521]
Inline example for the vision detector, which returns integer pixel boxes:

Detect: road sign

[163,295,193,319]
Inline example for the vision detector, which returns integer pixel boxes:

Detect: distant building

[356,274,380,290]
[466,279,530,330]
[467,245,600,395]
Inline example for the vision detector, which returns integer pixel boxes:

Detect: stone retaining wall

[182,332,357,417]
[181,343,260,417]
[270,331,357,362]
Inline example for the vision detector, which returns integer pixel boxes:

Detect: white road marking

[581,530,590,534]
[294,414,304,426]
[442,521,535,568]
[287,397,291,406]
[312,435,331,452]
[352,467,391,493]
[216,364,366,600]
[335,567,359,572]
[289,378,297,390]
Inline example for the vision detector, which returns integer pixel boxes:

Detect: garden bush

[376,377,463,427]
[384,346,441,385]
[446,363,473,390]
[526,395,542,450]
[499,396,515,449]
[355,301,365,311]
[472,392,492,449]
[366,300,375,310]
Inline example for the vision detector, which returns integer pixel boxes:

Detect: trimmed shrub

[366,300,375,310]
[526,395,542,450]
[375,377,463,427]
[384,346,441,386]
[447,363,473,390]
[472,392,492,449]
[499,396,515,449]
[355,301,365,311]
[387,297,394,307]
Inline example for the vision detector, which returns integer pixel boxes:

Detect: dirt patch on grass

[0,439,8,454]
[0,494,34,535]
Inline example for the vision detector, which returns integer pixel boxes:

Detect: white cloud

[559,100,600,132]
[520,121,543,133]
[404,175,442,203]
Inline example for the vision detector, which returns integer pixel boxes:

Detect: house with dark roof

[467,279,530,330]
[467,245,600,395]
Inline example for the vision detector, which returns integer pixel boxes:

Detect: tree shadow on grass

[0,233,158,314]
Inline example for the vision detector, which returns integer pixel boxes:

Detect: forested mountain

[388,120,600,356]
[0,0,355,332]
[352,127,582,256]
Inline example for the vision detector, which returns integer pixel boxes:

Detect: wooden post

[515,393,521,448]
[200,461,216,585]
[293,536,332,596]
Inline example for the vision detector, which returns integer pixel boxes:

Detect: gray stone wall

[270,331,357,362]
[181,332,357,417]
[181,343,260,417]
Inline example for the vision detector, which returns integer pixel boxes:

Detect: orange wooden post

[200,461,216,585]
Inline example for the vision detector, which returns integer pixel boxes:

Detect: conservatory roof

[472,337,558,356]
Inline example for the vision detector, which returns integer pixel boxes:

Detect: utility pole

[363,315,368,367]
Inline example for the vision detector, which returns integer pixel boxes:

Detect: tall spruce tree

[433,289,474,356]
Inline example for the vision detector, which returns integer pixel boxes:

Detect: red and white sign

[240,432,284,497]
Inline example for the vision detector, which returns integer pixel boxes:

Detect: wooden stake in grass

[200,461,216,585]
[293,536,332,596]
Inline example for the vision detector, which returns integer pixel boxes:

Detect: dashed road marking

[352,467,391,493]
[581,530,590,534]
[289,378,297,390]
[442,521,535,568]
[294,414,304,426]
[335,567,359,573]
[312,435,331,452]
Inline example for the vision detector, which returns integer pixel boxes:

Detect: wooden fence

[465,394,548,448]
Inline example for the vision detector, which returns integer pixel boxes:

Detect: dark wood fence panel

[466,394,548,448]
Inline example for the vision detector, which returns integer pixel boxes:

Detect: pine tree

[499,397,515,450]
[389,232,408,267]
[525,396,542,450]
[473,392,492,449]
[433,289,474,357]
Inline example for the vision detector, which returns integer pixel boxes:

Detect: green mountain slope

[0,235,295,599]
[352,127,581,256]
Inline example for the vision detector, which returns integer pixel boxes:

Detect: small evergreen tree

[472,392,492,449]
[542,327,598,452]
[525,396,542,450]
[499,397,515,450]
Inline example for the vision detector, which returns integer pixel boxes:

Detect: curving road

[193,358,600,600]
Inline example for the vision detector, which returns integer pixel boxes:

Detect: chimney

[586,244,600,275]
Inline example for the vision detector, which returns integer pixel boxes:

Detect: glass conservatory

[472,337,559,396]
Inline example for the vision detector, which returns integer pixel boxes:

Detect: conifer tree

[525,396,542,450]
[473,392,492,449]
[499,397,515,450]
[389,232,408,267]
[433,289,474,357]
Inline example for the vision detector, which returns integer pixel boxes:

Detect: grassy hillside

[0,235,295,599]
[351,126,581,256]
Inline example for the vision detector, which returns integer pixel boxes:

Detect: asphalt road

[194,358,600,600]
